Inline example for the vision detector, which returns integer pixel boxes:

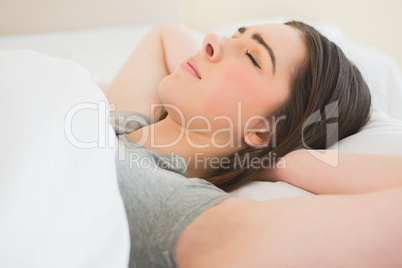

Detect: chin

[158,74,177,104]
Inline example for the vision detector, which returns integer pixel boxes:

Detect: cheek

[205,66,267,112]
[222,66,262,93]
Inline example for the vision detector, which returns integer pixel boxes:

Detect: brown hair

[205,20,372,192]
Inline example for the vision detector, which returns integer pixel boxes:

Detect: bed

[1,1,402,267]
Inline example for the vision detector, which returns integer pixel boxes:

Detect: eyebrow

[238,27,277,74]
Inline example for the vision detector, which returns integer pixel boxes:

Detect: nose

[202,33,223,62]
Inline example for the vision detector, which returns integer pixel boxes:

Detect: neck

[127,115,246,178]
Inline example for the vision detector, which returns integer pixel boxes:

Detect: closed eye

[246,50,261,69]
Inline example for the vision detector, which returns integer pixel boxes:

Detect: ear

[244,130,271,148]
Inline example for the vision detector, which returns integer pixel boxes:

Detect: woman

[105,21,402,267]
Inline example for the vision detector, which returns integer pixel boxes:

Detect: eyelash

[246,50,261,69]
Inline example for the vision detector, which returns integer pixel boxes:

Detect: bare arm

[105,24,201,120]
[259,150,402,194]
[176,187,402,267]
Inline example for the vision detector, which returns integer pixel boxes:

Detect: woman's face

[159,23,306,145]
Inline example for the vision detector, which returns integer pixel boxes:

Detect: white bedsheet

[0,51,129,268]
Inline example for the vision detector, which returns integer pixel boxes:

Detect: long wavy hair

[203,20,372,192]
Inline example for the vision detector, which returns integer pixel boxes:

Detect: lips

[180,57,201,79]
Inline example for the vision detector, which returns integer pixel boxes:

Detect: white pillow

[0,50,129,268]
[331,112,402,155]
[0,25,155,91]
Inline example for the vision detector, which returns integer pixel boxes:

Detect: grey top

[110,111,230,268]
